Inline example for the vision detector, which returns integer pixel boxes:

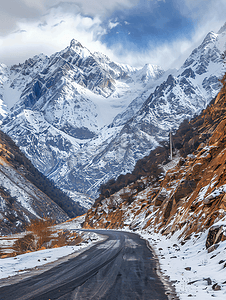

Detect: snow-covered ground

[131,221,226,300]
[1,244,85,280]
[0,217,105,281]
[140,231,226,299]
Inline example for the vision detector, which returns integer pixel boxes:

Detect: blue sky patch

[102,0,195,53]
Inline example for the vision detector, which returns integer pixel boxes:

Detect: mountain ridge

[0,40,164,208]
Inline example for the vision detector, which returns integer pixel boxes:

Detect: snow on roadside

[0,218,104,280]
[137,226,226,300]
[0,245,80,279]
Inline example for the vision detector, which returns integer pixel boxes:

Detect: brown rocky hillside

[83,74,226,244]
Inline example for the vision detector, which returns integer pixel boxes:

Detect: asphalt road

[0,230,177,300]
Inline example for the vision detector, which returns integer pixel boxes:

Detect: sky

[0,0,226,69]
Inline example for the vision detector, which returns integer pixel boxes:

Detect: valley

[1,18,226,300]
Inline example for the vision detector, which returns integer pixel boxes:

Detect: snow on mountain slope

[0,144,69,235]
[90,27,226,191]
[0,128,88,235]
[65,26,226,199]
[1,24,226,206]
[0,157,68,234]
[0,65,9,122]
[122,28,226,137]
[111,68,176,127]
[1,54,49,111]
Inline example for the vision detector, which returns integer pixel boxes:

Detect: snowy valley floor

[0,217,226,299]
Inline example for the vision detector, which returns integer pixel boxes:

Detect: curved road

[0,230,177,300]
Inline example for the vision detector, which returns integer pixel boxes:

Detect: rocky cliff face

[83,74,226,244]
[1,25,226,209]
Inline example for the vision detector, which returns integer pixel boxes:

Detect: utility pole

[170,130,173,161]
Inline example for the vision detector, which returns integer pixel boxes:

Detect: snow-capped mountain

[80,26,226,197]
[0,40,164,208]
[1,24,226,208]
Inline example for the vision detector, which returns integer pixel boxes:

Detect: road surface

[0,230,177,300]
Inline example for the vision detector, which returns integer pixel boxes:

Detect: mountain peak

[137,63,164,83]
[70,39,84,49]
[200,31,218,48]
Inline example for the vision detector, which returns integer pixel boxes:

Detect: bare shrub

[0,245,4,258]
[13,234,35,254]
[26,218,54,249]
[120,190,136,204]
[12,219,84,256]
[71,235,83,245]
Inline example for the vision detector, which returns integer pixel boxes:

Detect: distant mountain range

[1,24,226,210]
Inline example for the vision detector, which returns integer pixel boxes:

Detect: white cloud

[0,7,115,66]
[174,0,226,32]
[108,21,120,30]
[106,37,193,69]
[1,0,226,70]
[0,0,139,34]
[110,0,226,69]
[21,0,45,10]
[46,0,139,17]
